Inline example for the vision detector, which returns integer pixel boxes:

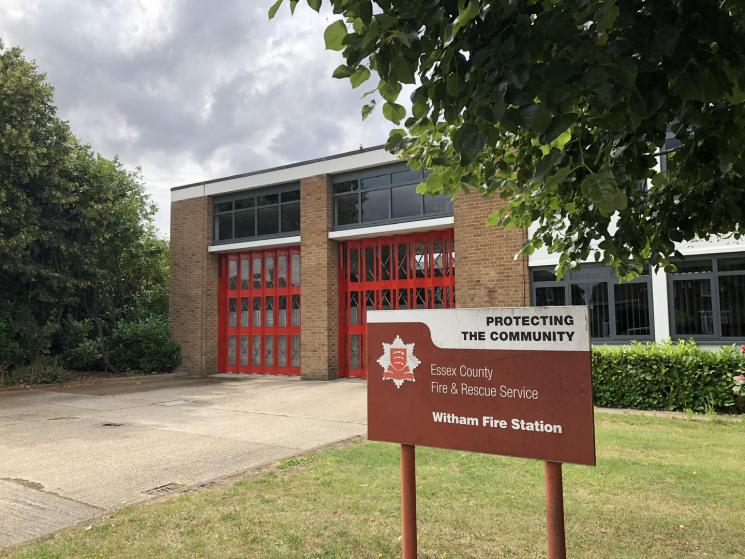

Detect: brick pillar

[453,193,530,308]
[299,175,338,380]
[169,195,219,374]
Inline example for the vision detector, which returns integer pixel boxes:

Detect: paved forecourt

[0,374,366,548]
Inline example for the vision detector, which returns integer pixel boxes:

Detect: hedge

[109,316,181,373]
[592,340,744,413]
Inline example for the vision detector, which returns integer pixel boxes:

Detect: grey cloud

[0,0,393,233]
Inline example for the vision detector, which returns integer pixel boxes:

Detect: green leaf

[361,100,376,120]
[267,0,284,19]
[350,66,371,88]
[453,1,480,36]
[521,104,552,135]
[324,20,347,51]
[595,1,620,34]
[332,64,353,79]
[540,114,576,144]
[454,122,486,165]
[582,170,627,216]
[382,102,406,124]
[289,0,298,14]
[306,0,321,12]
[378,80,402,102]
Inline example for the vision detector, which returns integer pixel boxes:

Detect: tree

[0,41,170,371]
[271,0,745,277]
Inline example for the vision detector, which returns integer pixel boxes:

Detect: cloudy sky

[0,0,394,234]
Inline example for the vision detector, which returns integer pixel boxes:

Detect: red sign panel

[367,307,596,466]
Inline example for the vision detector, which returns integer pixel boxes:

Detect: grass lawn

[4,412,744,559]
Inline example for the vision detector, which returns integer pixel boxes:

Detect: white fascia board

[172,149,398,202]
[328,217,454,241]
[172,184,205,202]
[208,236,301,253]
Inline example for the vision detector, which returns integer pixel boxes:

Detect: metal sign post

[400,444,417,559]
[545,461,567,559]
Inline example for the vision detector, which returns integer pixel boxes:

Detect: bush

[3,357,72,386]
[63,338,102,370]
[108,316,181,373]
[592,340,742,413]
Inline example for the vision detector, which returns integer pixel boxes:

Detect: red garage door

[338,230,455,378]
[218,248,301,374]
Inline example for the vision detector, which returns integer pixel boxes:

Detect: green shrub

[63,338,102,370]
[3,358,72,386]
[0,320,21,370]
[592,340,741,413]
[108,316,181,373]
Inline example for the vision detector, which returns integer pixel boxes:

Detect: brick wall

[299,175,338,380]
[169,195,219,374]
[453,193,529,308]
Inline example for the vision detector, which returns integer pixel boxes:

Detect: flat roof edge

[170,144,387,192]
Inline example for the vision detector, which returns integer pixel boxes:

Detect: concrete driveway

[0,374,366,548]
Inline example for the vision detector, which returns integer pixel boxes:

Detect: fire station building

[169,146,745,379]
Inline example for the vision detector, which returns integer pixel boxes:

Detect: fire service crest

[377,335,421,388]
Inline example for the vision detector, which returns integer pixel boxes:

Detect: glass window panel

[291,253,301,286]
[433,240,444,277]
[720,275,745,336]
[349,334,360,370]
[228,260,238,290]
[673,260,712,273]
[366,290,375,311]
[240,336,248,366]
[614,283,651,336]
[241,259,249,290]
[533,269,557,282]
[535,286,565,306]
[335,194,359,225]
[291,335,301,368]
[292,295,301,326]
[398,289,409,309]
[227,336,236,365]
[365,247,375,281]
[228,298,237,327]
[281,190,300,203]
[673,279,714,335]
[349,291,360,325]
[278,335,287,368]
[391,184,422,218]
[571,282,610,338]
[257,194,279,206]
[266,296,274,327]
[361,174,389,189]
[216,214,233,241]
[265,336,274,367]
[278,296,287,327]
[334,180,358,194]
[234,198,255,210]
[391,170,420,184]
[349,248,359,282]
[381,245,391,280]
[361,189,389,222]
[424,194,453,214]
[253,297,261,327]
[252,336,261,366]
[257,206,279,236]
[415,242,427,278]
[216,201,233,213]
[234,211,255,239]
[278,255,288,287]
[241,297,249,327]
[718,257,745,272]
[416,287,426,309]
[434,286,444,309]
[398,243,408,279]
[265,255,274,288]
[253,257,262,288]
[382,289,392,310]
[281,203,300,233]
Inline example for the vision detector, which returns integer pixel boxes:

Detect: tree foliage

[0,41,173,372]
[271,0,745,277]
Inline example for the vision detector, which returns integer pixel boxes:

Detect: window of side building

[667,254,745,340]
[531,265,654,341]
[213,183,300,243]
[331,163,453,229]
